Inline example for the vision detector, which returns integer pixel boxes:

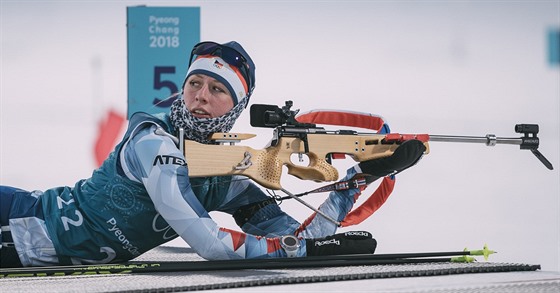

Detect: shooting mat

[0,246,558,293]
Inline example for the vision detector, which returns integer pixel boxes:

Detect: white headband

[185,56,247,105]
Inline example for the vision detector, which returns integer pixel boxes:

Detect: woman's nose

[195,84,210,103]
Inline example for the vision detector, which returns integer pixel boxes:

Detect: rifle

[182,100,552,188]
[180,101,553,225]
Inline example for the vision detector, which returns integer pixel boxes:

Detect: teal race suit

[3,112,361,266]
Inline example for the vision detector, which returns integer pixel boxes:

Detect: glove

[305,231,377,256]
[358,139,426,180]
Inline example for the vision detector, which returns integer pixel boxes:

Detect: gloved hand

[358,139,426,180]
[305,231,377,256]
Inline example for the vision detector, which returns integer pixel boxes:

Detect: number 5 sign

[127,6,200,118]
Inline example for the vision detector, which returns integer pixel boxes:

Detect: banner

[127,6,200,118]
[548,27,559,66]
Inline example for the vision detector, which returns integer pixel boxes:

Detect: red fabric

[296,109,395,227]
[297,110,385,131]
[294,213,318,236]
[219,227,247,251]
[340,177,395,227]
[94,109,125,167]
[266,237,283,254]
[384,133,430,143]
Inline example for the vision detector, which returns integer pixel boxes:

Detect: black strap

[232,198,277,227]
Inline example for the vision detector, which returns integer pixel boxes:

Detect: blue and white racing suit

[0,112,361,267]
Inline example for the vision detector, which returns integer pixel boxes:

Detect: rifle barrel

[429,135,522,146]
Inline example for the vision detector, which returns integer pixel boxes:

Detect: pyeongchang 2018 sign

[127,6,200,118]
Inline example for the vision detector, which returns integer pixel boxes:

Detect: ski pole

[0,246,496,278]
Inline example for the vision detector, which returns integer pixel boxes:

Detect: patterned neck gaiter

[169,95,248,144]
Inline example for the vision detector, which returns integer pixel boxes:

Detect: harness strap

[296,109,396,227]
[275,175,370,201]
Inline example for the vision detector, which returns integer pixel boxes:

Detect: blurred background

[1,1,559,271]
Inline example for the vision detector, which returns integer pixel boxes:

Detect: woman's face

[183,74,234,118]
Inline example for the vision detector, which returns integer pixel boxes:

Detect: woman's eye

[213,86,225,93]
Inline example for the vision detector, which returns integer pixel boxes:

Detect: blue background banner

[548,28,560,66]
[127,6,200,118]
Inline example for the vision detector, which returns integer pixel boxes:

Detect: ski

[0,246,495,278]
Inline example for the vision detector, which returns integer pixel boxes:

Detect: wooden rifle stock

[184,132,430,190]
